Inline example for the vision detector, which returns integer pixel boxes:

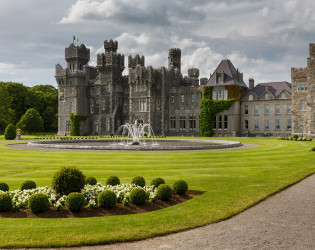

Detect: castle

[56,40,315,138]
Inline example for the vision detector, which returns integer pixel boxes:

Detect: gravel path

[77,174,315,250]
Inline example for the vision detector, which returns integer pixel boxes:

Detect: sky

[1,0,315,87]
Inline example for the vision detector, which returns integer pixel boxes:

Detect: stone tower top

[104,39,118,53]
[168,48,181,70]
[188,68,199,78]
[128,55,145,68]
[65,44,90,62]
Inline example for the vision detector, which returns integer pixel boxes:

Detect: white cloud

[0,62,18,74]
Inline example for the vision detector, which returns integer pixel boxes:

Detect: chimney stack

[249,78,254,89]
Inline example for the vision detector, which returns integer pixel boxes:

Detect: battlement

[97,52,124,68]
[128,55,145,68]
[169,48,181,56]
[104,39,118,53]
[309,43,315,59]
[65,44,90,61]
[291,67,307,80]
[188,68,199,78]
[168,48,181,70]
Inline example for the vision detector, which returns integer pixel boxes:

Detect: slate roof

[206,59,247,87]
[242,81,292,100]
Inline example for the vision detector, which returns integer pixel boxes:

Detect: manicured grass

[0,137,314,248]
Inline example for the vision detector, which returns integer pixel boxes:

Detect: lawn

[0,137,314,248]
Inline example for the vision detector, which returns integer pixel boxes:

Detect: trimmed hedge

[150,177,165,188]
[0,193,12,212]
[98,190,117,209]
[172,180,188,195]
[106,176,120,186]
[0,182,9,192]
[21,180,36,191]
[131,176,145,187]
[156,184,173,201]
[86,177,97,186]
[129,187,146,205]
[28,193,50,214]
[52,167,85,195]
[65,192,86,212]
[4,124,16,140]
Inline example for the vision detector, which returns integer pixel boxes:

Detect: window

[249,94,253,101]
[300,100,307,111]
[70,87,75,95]
[275,104,280,114]
[95,121,99,133]
[91,88,95,95]
[213,116,217,129]
[106,118,110,131]
[245,120,249,130]
[244,105,249,115]
[265,120,269,130]
[286,104,291,114]
[191,94,195,103]
[287,119,291,129]
[264,104,269,115]
[90,102,94,114]
[123,103,127,113]
[66,121,71,133]
[181,95,184,103]
[281,92,286,99]
[140,99,147,111]
[170,116,176,130]
[275,119,280,130]
[171,96,175,103]
[179,115,186,130]
[96,87,101,95]
[223,90,228,100]
[189,115,196,130]
[265,93,270,100]
[254,104,259,115]
[218,90,222,100]
[254,120,259,129]
[224,115,228,129]
[212,91,217,100]
[218,74,223,83]
[101,98,106,111]
[218,115,222,129]
[296,82,308,91]
[69,64,72,71]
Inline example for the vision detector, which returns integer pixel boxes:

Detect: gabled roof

[242,81,291,100]
[206,59,247,87]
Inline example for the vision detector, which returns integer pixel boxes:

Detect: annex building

[56,40,315,138]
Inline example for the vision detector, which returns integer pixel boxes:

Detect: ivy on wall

[69,112,87,136]
[200,86,236,137]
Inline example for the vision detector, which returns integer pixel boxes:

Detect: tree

[4,124,16,140]
[0,85,15,133]
[16,108,44,133]
[42,106,58,131]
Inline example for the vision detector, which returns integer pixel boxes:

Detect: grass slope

[0,137,314,248]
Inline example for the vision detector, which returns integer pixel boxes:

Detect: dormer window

[265,93,270,100]
[281,92,286,99]
[248,94,253,101]
[216,72,224,84]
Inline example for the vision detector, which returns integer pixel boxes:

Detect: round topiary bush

[0,193,13,212]
[28,193,50,214]
[172,180,188,195]
[106,176,120,186]
[21,180,36,191]
[129,187,147,205]
[150,177,165,188]
[98,190,117,209]
[131,176,145,187]
[86,177,97,185]
[4,124,16,140]
[0,182,9,192]
[52,167,85,195]
[156,184,173,201]
[65,192,86,212]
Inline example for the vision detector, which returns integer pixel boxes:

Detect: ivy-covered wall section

[200,86,236,137]
[69,112,87,136]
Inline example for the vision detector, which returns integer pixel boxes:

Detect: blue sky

[1,0,315,87]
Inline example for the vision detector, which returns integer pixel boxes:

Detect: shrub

[52,167,85,195]
[292,134,299,139]
[131,176,145,187]
[0,193,12,212]
[172,180,188,195]
[98,190,117,209]
[65,192,86,212]
[21,180,36,190]
[150,177,165,188]
[4,124,16,140]
[16,108,44,132]
[129,187,146,205]
[28,193,50,214]
[310,147,315,152]
[156,184,173,201]
[86,177,97,186]
[106,176,120,186]
[0,182,9,192]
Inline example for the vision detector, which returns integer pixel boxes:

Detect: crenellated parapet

[65,44,90,62]
[291,67,307,80]
[104,39,118,53]
[128,55,145,68]
[188,68,200,78]
[168,48,181,70]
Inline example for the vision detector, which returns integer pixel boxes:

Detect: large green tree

[0,85,15,133]
[16,108,44,133]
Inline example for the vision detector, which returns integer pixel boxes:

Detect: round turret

[168,48,181,71]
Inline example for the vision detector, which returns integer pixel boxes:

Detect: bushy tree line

[0,82,58,134]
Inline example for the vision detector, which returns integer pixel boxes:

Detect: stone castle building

[55,39,314,138]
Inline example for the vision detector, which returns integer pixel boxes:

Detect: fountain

[115,121,158,146]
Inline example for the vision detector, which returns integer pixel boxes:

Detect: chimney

[249,78,254,89]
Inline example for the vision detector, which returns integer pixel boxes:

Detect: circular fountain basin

[27,139,242,151]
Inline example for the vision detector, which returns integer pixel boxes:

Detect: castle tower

[168,48,181,71]
[65,44,90,71]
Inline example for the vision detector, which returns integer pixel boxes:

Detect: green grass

[0,137,314,248]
